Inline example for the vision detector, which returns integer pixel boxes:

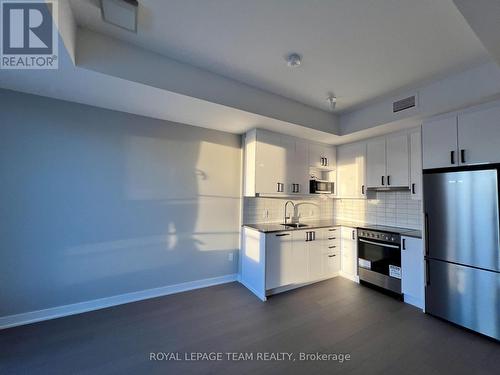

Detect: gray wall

[0,89,242,317]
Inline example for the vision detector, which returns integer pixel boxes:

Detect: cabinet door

[341,227,357,278]
[337,142,366,198]
[291,140,309,194]
[308,143,324,168]
[422,115,458,169]
[309,144,335,169]
[308,230,325,281]
[324,146,336,169]
[386,133,409,187]
[265,232,294,289]
[255,131,288,195]
[366,137,386,188]
[401,236,424,309]
[409,130,422,200]
[458,103,500,166]
[292,231,309,283]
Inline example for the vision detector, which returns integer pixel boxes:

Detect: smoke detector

[327,94,337,111]
[286,53,302,68]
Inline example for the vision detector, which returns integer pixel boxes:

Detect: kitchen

[241,102,500,341]
[1,1,500,374]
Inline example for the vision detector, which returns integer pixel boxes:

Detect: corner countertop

[242,220,422,238]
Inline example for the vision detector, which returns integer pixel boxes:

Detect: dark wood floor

[1,278,499,375]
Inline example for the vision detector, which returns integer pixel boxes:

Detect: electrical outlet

[228,253,233,261]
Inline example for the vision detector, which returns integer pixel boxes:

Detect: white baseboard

[0,273,238,330]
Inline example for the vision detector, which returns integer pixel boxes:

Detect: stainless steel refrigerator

[424,167,500,340]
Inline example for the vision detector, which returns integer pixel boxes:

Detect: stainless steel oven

[357,228,401,294]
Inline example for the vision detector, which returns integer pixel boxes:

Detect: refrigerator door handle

[424,213,429,256]
[425,260,430,286]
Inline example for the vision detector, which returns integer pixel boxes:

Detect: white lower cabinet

[401,236,424,309]
[265,227,341,292]
[265,232,294,290]
[340,226,358,281]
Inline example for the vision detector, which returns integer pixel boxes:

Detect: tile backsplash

[243,191,422,230]
[334,191,422,229]
[243,196,334,224]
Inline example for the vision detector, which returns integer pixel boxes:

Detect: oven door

[357,238,401,279]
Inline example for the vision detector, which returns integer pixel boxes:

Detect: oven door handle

[358,238,400,249]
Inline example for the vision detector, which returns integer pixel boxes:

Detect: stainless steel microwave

[309,180,334,194]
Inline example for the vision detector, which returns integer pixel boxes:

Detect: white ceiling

[70,0,489,113]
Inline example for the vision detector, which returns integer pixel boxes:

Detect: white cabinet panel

[309,143,336,169]
[291,230,309,283]
[308,230,325,281]
[386,133,409,187]
[366,137,386,188]
[291,140,309,195]
[401,236,424,309]
[341,227,358,279]
[409,129,422,200]
[255,130,288,195]
[265,232,294,290]
[337,142,366,199]
[422,114,458,169]
[458,103,500,166]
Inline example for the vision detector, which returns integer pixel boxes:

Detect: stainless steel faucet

[284,200,296,224]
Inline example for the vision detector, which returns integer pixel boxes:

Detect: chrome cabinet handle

[328,254,336,258]
[328,237,336,240]
[381,176,385,186]
[387,175,391,186]
[460,149,466,164]
[402,238,406,250]
[450,150,455,165]
[412,183,416,194]
[328,246,336,249]
[276,233,290,237]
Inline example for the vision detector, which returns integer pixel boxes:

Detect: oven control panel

[357,229,400,245]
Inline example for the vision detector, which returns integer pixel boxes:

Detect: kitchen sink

[281,223,308,228]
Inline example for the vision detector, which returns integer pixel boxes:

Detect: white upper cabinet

[458,102,500,166]
[254,130,290,195]
[423,100,500,170]
[243,129,335,197]
[422,114,458,169]
[337,142,366,199]
[291,140,309,195]
[309,143,336,169]
[366,133,409,188]
[386,133,410,187]
[409,129,422,200]
[366,137,387,188]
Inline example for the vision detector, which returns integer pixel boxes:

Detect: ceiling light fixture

[101,0,138,32]
[327,94,337,111]
[286,53,302,68]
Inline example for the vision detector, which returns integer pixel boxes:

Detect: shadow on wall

[0,89,241,317]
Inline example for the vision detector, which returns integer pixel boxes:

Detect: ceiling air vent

[393,95,416,113]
